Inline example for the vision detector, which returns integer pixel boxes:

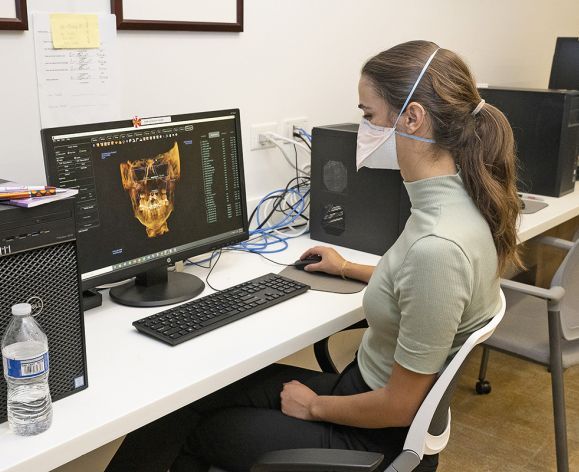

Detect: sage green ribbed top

[357,172,501,390]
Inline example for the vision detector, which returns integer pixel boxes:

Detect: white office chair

[208,290,506,472]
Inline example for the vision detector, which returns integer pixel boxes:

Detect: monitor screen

[42,109,248,308]
[549,37,579,90]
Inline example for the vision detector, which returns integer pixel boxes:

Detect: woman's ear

[401,102,427,134]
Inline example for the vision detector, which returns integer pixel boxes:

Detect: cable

[256,187,306,231]
[296,127,312,141]
[266,138,309,176]
[262,192,309,238]
[204,249,223,292]
[293,133,311,150]
[185,252,219,268]
[253,177,308,229]
[95,279,133,291]
[261,131,312,177]
[300,163,312,175]
[293,144,300,187]
[233,170,311,256]
[276,185,310,219]
[247,194,281,228]
[227,247,296,266]
[180,174,312,273]
[236,232,290,254]
[263,132,311,154]
[264,186,310,238]
[237,205,305,253]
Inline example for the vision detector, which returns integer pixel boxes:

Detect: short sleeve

[393,236,473,374]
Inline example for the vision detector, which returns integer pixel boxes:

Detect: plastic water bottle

[2,303,52,435]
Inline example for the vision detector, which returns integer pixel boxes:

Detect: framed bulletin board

[0,0,27,30]
[111,0,243,32]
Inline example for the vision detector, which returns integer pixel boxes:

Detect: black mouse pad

[279,266,366,294]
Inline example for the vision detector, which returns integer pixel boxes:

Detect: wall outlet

[250,122,279,150]
[283,117,309,139]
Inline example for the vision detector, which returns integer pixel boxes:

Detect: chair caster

[475,380,492,394]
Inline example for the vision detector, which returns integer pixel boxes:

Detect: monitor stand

[109,266,205,308]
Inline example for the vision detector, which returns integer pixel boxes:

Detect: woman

[107,40,521,472]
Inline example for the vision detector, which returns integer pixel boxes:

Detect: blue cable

[296,128,312,141]
[185,185,308,265]
[231,186,309,255]
[255,188,306,230]
[185,251,219,267]
[185,184,309,266]
[237,234,289,254]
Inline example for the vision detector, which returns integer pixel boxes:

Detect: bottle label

[3,352,49,379]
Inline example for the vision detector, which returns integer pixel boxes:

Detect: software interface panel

[47,114,245,282]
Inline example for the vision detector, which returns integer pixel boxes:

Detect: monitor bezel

[41,108,249,291]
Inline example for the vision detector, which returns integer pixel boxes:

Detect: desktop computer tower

[478,87,579,197]
[0,198,88,423]
[310,123,411,256]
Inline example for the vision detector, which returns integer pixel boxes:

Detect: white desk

[517,184,579,242]
[2,186,579,472]
[0,238,379,472]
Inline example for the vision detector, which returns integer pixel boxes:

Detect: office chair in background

[475,235,579,472]
[211,290,505,472]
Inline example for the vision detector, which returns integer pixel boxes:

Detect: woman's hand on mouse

[300,246,346,276]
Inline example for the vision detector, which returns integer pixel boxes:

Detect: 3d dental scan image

[120,142,181,238]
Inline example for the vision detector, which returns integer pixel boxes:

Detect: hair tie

[472,99,485,116]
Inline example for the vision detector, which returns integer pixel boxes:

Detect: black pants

[106,361,438,472]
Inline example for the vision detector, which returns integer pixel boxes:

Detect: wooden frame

[111,0,243,32]
[0,0,27,30]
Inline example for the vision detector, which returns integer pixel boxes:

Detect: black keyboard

[133,273,309,346]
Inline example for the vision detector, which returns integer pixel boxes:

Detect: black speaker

[310,123,411,255]
[0,198,88,423]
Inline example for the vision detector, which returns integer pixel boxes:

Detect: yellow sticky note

[50,14,100,49]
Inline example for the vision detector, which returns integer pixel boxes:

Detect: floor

[442,346,579,471]
[51,330,579,471]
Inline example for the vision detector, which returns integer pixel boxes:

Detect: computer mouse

[294,255,322,270]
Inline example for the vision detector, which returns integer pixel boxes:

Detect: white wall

[1,0,578,202]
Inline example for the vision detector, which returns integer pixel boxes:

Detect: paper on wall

[33,12,120,129]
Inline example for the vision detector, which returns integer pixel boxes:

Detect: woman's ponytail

[454,104,523,274]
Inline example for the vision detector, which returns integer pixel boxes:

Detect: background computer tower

[0,198,88,423]
[478,87,579,197]
[549,37,579,91]
[310,123,411,256]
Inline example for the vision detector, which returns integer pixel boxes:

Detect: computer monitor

[42,109,249,308]
[549,37,579,90]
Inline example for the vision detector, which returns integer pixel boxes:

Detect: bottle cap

[11,303,32,316]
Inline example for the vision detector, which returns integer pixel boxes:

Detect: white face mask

[356,48,439,171]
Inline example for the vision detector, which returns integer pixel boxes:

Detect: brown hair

[362,40,522,274]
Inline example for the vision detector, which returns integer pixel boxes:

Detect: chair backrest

[551,238,579,341]
[386,290,506,472]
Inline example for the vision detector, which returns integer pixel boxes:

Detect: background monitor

[549,37,579,90]
[42,109,248,308]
